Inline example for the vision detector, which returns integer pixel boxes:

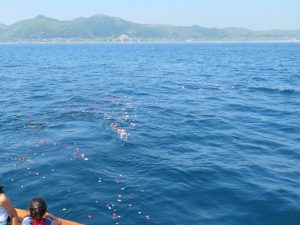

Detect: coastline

[0,39,300,45]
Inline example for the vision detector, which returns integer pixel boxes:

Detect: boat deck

[16,208,83,225]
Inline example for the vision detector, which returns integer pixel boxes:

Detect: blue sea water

[0,43,300,225]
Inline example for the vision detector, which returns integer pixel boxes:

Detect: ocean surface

[0,43,300,225]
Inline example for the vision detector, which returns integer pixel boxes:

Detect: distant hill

[0,14,299,42]
[0,23,7,30]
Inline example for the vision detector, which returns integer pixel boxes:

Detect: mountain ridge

[0,14,299,42]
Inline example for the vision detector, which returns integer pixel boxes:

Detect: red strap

[31,218,46,225]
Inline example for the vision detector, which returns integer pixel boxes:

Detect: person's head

[0,184,4,194]
[28,198,47,221]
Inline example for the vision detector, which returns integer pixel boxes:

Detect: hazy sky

[0,0,299,30]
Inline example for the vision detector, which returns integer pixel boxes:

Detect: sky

[0,0,299,30]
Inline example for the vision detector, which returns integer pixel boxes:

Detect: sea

[0,43,299,225]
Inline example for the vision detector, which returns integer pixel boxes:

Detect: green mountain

[0,14,299,42]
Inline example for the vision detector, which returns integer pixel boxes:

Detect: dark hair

[28,198,47,221]
[0,184,4,194]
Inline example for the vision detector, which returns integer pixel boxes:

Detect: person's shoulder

[0,193,7,203]
[22,217,32,225]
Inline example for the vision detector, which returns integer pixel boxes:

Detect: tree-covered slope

[0,14,299,42]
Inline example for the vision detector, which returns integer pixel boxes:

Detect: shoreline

[0,39,300,45]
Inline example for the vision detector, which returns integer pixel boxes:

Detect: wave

[248,86,299,95]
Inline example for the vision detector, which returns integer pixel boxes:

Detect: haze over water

[1,43,300,225]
